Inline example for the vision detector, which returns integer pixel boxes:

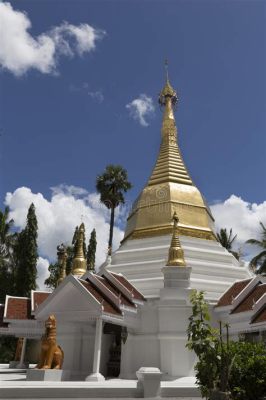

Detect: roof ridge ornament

[166,212,186,267]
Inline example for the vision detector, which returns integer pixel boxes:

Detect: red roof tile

[95,275,135,308]
[252,306,266,324]
[32,292,50,312]
[216,279,252,307]
[110,272,145,301]
[5,297,31,320]
[231,284,266,314]
[79,280,121,316]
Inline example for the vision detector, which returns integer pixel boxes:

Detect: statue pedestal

[27,369,64,381]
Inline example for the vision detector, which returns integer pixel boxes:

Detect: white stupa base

[85,372,105,381]
[107,234,252,300]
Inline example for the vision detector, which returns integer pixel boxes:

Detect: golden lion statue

[36,315,64,370]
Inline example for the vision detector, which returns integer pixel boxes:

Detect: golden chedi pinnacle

[123,62,216,242]
[167,212,186,267]
[72,223,87,276]
[57,244,67,286]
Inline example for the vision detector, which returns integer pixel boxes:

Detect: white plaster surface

[108,234,252,300]
[0,366,201,399]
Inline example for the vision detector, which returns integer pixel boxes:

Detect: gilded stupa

[124,64,216,242]
[107,64,250,300]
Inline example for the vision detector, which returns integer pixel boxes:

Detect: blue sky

[0,1,266,284]
[1,0,265,206]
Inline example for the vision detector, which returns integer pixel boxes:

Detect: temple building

[2,72,265,386]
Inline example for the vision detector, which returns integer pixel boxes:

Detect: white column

[17,338,27,368]
[85,318,105,381]
[92,318,102,374]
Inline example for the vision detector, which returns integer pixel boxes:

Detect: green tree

[187,291,266,400]
[87,228,97,272]
[246,222,266,274]
[217,228,239,260]
[0,207,17,301]
[15,203,38,297]
[45,262,60,290]
[96,165,132,254]
[45,245,74,289]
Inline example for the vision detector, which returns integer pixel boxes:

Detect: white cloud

[69,83,104,102]
[88,90,104,103]
[5,185,124,287]
[0,2,105,76]
[126,94,154,127]
[211,195,266,258]
[36,257,50,290]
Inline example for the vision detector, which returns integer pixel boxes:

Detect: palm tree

[96,165,132,254]
[217,228,239,260]
[246,222,266,274]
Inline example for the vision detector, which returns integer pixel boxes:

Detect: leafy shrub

[187,290,266,400]
[229,341,266,400]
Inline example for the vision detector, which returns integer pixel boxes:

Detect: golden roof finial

[159,60,178,105]
[165,58,169,82]
[57,244,67,286]
[166,212,186,267]
[72,223,87,276]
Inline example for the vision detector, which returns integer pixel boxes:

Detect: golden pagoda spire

[72,223,87,276]
[57,244,67,286]
[123,63,216,242]
[148,61,192,186]
[167,212,186,267]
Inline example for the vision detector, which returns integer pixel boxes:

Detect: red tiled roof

[5,297,31,320]
[79,280,121,316]
[110,272,145,301]
[251,306,266,324]
[95,275,135,308]
[32,292,50,312]
[0,304,8,327]
[252,307,266,323]
[231,284,266,314]
[216,279,252,307]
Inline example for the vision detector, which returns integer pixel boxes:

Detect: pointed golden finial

[166,212,186,267]
[72,223,87,276]
[165,58,169,82]
[57,244,67,286]
[159,60,178,106]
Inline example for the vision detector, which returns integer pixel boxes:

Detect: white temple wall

[158,303,195,377]
[57,321,95,379]
[120,299,160,378]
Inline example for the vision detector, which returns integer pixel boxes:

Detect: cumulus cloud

[126,94,154,127]
[5,185,125,287]
[36,257,50,290]
[0,2,105,76]
[211,195,266,258]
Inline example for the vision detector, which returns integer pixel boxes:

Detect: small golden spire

[57,244,67,286]
[159,60,178,105]
[167,212,186,267]
[72,223,87,276]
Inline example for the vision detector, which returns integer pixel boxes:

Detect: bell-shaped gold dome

[123,73,216,242]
